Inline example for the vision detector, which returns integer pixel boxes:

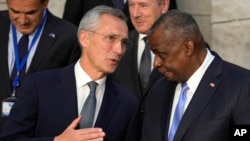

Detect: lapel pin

[49,33,55,38]
[210,82,215,88]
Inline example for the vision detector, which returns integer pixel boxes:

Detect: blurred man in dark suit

[0,0,81,131]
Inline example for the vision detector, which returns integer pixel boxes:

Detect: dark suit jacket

[0,10,81,129]
[0,63,139,141]
[141,52,250,141]
[110,30,164,127]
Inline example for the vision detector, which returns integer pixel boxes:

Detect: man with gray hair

[0,5,139,141]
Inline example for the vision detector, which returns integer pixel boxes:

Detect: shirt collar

[139,33,147,41]
[74,60,106,88]
[186,48,215,93]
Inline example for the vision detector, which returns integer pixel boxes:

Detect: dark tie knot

[20,35,29,42]
[87,81,98,94]
[143,36,148,45]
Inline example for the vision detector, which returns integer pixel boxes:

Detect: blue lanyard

[11,10,47,90]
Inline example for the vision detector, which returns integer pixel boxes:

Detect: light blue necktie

[168,82,189,141]
[80,81,97,128]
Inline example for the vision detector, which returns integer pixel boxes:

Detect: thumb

[67,116,82,129]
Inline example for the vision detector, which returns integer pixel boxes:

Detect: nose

[18,14,28,25]
[130,5,141,18]
[153,56,161,68]
[113,41,125,55]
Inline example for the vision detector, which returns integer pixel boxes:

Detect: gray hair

[77,5,127,38]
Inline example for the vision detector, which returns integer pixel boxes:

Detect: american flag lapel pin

[49,33,55,38]
[210,82,215,88]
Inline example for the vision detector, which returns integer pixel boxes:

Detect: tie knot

[87,81,97,93]
[19,35,29,43]
[143,36,148,44]
[181,82,189,93]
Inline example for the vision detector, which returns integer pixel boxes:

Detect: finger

[79,128,104,135]
[67,116,82,129]
[79,129,105,140]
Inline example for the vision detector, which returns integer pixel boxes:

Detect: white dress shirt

[168,48,215,135]
[74,60,106,126]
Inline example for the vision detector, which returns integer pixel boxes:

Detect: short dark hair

[148,9,204,44]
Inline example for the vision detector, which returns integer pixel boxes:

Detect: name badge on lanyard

[1,10,47,117]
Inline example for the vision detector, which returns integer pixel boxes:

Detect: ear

[161,0,170,14]
[184,40,194,56]
[79,30,89,49]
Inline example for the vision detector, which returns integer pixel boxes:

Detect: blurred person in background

[0,0,80,131]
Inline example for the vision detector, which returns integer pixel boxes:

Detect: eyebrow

[10,8,37,14]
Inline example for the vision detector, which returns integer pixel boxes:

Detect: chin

[134,26,147,33]
[106,67,116,74]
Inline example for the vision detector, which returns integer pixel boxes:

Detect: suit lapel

[56,64,78,123]
[27,11,59,73]
[95,77,120,129]
[174,55,223,141]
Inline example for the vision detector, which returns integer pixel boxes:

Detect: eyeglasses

[85,30,131,50]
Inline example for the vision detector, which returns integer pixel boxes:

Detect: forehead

[149,25,176,50]
[7,0,41,10]
[150,25,167,43]
[97,14,128,36]
[7,0,41,6]
[129,0,160,4]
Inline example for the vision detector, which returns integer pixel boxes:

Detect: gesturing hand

[54,116,105,141]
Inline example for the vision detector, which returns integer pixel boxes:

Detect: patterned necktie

[11,35,29,83]
[80,81,98,128]
[139,36,151,93]
[168,82,189,141]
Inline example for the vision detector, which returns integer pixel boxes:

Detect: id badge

[1,96,17,117]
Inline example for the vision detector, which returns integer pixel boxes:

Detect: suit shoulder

[29,64,74,81]
[222,61,250,79]
[0,10,8,19]
[28,67,63,80]
[47,11,78,32]
[152,76,173,88]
